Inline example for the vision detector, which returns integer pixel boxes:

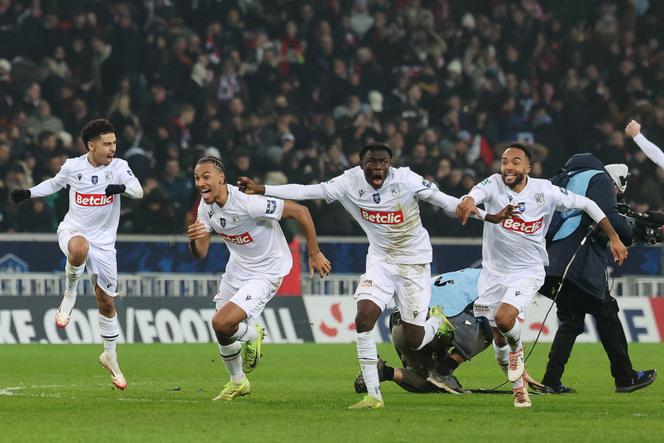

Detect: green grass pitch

[1,342,663,442]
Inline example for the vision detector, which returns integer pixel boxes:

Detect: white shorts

[57,227,118,297]
[473,268,545,327]
[213,265,283,318]
[354,258,431,327]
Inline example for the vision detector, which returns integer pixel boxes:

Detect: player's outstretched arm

[187,218,211,260]
[456,197,477,226]
[18,160,71,203]
[106,178,143,199]
[11,189,31,204]
[557,189,628,265]
[484,205,518,224]
[625,120,664,170]
[237,177,326,201]
[282,200,331,278]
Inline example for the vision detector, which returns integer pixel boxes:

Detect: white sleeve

[246,195,285,220]
[407,170,487,219]
[122,178,143,199]
[552,185,606,223]
[196,201,213,232]
[633,133,664,170]
[116,163,143,199]
[29,160,69,197]
[264,184,326,201]
[466,176,495,206]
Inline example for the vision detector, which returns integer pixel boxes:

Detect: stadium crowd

[0,0,662,236]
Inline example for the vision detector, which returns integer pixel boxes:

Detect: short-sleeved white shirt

[468,174,596,273]
[320,166,435,264]
[54,155,136,249]
[197,184,292,279]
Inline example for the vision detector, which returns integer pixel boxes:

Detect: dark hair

[80,119,115,149]
[196,155,225,172]
[359,142,393,160]
[504,142,532,163]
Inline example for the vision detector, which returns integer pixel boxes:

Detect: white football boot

[99,352,127,390]
[55,291,77,329]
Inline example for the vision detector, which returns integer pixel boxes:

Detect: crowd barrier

[2,295,663,344]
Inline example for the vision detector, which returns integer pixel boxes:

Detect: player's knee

[211,316,234,338]
[68,237,89,264]
[494,311,516,331]
[354,312,376,333]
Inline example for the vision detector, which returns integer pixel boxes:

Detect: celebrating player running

[11,118,143,390]
[238,142,509,409]
[187,156,330,401]
[456,143,628,407]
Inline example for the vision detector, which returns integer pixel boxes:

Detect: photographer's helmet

[605,163,629,194]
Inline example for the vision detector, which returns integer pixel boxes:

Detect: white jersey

[468,174,605,274]
[197,185,292,279]
[29,154,139,249]
[321,166,437,264]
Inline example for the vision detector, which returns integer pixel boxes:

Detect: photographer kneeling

[538,153,657,394]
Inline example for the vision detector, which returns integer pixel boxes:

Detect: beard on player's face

[501,169,527,188]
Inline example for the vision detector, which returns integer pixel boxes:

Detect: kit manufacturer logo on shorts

[75,192,114,206]
[218,232,254,245]
[360,208,404,225]
[502,216,544,234]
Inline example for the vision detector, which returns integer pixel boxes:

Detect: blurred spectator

[0,0,661,235]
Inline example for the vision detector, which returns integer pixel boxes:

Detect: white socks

[61,261,85,314]
[228,321,258,343]
[416,316,442,350]
[493,341,510,366]
[502,322,522,352]
[98,313,120,358]
[356,331,382,401]
[65,260,85,294]
[219,342,245,383]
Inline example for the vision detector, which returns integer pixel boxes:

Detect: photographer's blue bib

[552,170,603,241]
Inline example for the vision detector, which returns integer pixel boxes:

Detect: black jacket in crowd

[545,153,633,300]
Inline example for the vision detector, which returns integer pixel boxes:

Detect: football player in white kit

[456,144,629,407]
[187,156,331,401]
[11,119,143,390]
[238,142,510,409]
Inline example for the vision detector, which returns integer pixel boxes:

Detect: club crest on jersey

[372,193,380,204]
[220,217,226,228]
[517,202,526,212]
[105,171,113,182]
[233,215,239,224]
[391,184,399,196]
[535,192,545,207]
[91,175,98,185]
[77,173,82,180]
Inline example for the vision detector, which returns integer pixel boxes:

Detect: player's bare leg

[211,302,259,400]
[349,300,384,409]
[401,307,453,352]
[96,284,126,390]
[56,236,88,328]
